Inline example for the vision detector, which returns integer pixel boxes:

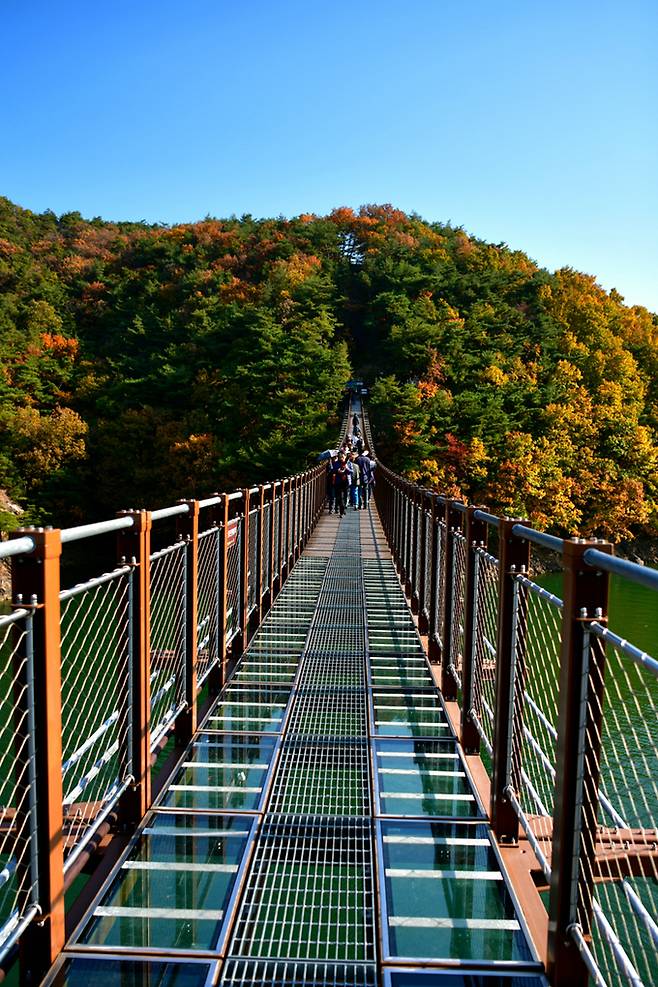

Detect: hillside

[1,197,657,539]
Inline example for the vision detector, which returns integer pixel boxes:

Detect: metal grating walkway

[48,508,547,987]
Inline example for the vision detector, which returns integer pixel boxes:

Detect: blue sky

[2,0,657,311]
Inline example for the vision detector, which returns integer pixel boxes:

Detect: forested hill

[1,197,657,540]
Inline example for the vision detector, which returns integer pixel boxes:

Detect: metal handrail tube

[61,516,135,544]
[151,504,190,521]
[588,621,658,678]
[452,501,467,514]
[623,881,658,949]
[524,692,558,740]
[62,778,132,878]
[0,607,30,626]
[507,789,552,883]
[473,509,501,528]
[0,904,41,965]
[59,565,131,602]
[227,490,243,502]
[522,712,628,827]
[149,672,176,709]
[468,709,493,755]
[63,739,120,806]
[150,540,186,562]
[512,524,564,554]
[0,536,35,559]
[62,710,120,774]
[591,902,646,987]
[585,547,658,591]
[569,924,609,987]
[520,768,551,818]
[517,573,564,610]
[523,724,556,777]
[198,496,222,509]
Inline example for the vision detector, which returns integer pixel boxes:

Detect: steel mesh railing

[574,622,658,987]
[0,609,39,960]
[507,576,563,877]
[226,523,242,646]
[273,498,281,581]
[435,520,447,655]
[197,526,220,687]
[450,532,467,690]
[422,509,431,620]
[470,549,499,757]
[59,567,132,864]
[149,541,187,748]
[261,501,271,597]
[282,492,290,567]
[413,507,421,599]
[248,508,258,614]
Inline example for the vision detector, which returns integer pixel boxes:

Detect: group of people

[326,413,376,516]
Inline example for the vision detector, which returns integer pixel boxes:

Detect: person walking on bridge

[335,453,350,516]
[356,449,372,509]
[350,452,361,510]
[326,453,339,514]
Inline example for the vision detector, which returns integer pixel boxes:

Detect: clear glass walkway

[47,508,548,987]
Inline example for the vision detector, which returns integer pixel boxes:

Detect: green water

[540,571,658,656]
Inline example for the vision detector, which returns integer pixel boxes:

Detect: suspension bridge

[0,400,656,987]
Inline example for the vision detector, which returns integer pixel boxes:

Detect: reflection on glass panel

[161,733,276,811]
[373,691,449,738]
[385,970,547,987]
[375,739,481,819]
[51,957,215,987]
[370,656,435,689]
[207,687,290,732]
[380,821,533,964]
[77,814,254,952]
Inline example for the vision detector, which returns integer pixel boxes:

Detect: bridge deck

[47,508,548,986]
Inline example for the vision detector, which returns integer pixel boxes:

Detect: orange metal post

[491,518,531,841]
[117,510,152,824]
[11,527,66,976]
[460,506,489,753]
[176,500,199,744]
[293,474,301,561]
[238,489,250,656]
[219,494,230,681]
[427,495,442,664]
[548,538,612,986]
[440,500,464,701]
[269,482,278,603]
[257,485,266,627]
[279,479,287,586]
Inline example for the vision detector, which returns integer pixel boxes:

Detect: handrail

[584,546,658,590]
[473,509,500,528]
[60,515,135,544]
[511,523,563,553]
[0,535,35,559]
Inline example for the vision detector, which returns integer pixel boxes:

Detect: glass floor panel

[230,674,298,687]
[207,687,290,733]
[370,662,435,688]
[372,692,450,738]
[374,739,482,819]
[160,733,277,811]
[76,813,255,953]
[48,956,217,987]
[384,971,548,987]
[378,820,535,964]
